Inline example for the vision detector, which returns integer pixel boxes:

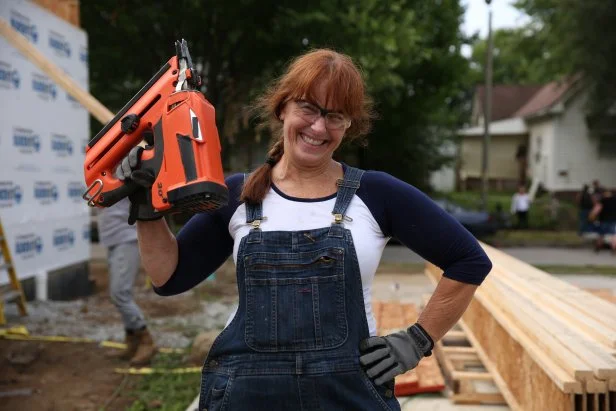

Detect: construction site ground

[1,244,615,410]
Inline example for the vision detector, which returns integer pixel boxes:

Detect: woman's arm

[417,277,477,341]
[137,219,178,287]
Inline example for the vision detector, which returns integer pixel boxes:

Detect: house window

[598,133,616,157]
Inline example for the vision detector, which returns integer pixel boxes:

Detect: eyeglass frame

[293,99,352,131]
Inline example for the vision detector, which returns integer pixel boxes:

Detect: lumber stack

[424,243,616,411]
[422,295,507,405]
[372,301,445,396]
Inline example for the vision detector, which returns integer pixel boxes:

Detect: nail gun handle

[98,179,142,207]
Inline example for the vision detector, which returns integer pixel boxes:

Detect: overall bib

[199,167,401,411]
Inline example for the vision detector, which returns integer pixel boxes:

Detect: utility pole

[481,0,493,211]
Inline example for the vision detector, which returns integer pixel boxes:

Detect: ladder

[0,219,27,325]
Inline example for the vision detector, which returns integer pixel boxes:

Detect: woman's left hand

[359,324,433,385]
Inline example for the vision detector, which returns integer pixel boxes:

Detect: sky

[462,0,529,38]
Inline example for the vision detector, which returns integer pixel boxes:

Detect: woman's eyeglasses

[294,100,351,131]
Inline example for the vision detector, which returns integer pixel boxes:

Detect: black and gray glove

[359,323,434,386]
[116,136,162,225]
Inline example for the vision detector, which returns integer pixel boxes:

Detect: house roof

[513,75,582,118]
[475,85,543,121]
[459,117,528,136]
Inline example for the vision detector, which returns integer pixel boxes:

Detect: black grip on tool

[98,180,141,207]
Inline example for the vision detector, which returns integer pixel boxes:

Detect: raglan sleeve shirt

[357,171,492,285]
[154,169,492,296]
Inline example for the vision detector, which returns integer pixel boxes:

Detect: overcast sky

[462,0,529,38]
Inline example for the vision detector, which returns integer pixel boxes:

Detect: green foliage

[442,190,578,230]
[514,0,616,115]
[469,26,562,86]
[81,0,472,188]
[125,353,200,411]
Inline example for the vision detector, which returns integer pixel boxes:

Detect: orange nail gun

[82,39,228,215]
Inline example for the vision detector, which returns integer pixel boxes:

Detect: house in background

[456,77,616,194]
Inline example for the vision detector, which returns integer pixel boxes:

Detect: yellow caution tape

[0,326,29,336]
[100,340,183,354]
[115,366,201,375]
[0,325,184,353]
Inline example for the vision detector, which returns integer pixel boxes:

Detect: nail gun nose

[121,114,140,134]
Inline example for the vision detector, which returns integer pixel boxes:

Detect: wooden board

[372,301,445,396]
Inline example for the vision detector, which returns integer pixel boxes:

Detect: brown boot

[106,332,139,360]
[129,328,157,366]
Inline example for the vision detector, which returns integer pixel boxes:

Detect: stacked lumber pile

[424,293,506,405]
[372,301,445,396]
[425,243,616,411]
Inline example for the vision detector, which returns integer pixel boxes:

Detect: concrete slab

[400,395,509,410]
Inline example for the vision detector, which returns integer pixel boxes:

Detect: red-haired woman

[126,49,492,410]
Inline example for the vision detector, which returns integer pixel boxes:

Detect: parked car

[432,199,500,238]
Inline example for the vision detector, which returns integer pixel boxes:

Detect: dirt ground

[0,258,239,411]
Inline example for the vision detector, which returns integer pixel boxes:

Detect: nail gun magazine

[82,39,228,217]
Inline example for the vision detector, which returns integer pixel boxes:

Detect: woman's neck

[272,157,343,198]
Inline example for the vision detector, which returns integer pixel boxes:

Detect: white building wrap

[0,0,90,284]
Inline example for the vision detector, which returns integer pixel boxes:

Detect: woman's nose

[311,116,327,133]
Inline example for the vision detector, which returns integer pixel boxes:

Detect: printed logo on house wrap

[67,182,85,202]
[0,61,20,89]
[51,134,73,157]
[14,234,43,259]
[32,73,57,100]
[48,31,71,58]
[33,181,59,204]
[79,46,88,66]
[82,223,90,241]
[10,10,38,43]
[53,228,75,250]
[13,127,40,154]
[0,182,23,208]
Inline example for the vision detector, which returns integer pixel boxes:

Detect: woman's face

[279,81,349,168]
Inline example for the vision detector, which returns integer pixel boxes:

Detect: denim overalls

[199,166,401,411]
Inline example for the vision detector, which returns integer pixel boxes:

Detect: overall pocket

[244,247,347,351]
[199,372,231,411]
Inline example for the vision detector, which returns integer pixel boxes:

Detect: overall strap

[331,166,365,223]
[243,173,264,227]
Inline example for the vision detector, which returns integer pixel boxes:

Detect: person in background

[591,179,605,204]
[576,184,595,235]
[98,197,157,365]
[119,48,492,410]
[589,190,616,253]
[510,185,531,229]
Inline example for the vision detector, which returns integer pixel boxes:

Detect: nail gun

[82,39,228,216]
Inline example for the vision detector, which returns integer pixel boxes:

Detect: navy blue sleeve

[153,173,244,296]
[357,171,492,285]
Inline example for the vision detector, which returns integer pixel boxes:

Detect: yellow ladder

[0,219,27,325]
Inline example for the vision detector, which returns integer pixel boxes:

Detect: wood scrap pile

[425,243,616,411]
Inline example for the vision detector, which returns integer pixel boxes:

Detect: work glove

[116,132,163,225]
[359,323,434,386]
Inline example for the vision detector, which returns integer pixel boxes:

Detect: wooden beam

[0,18,114,125]
[451,392,506,405]
[451,371,494,381]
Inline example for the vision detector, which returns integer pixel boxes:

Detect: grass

[124,352,200,411]
[482,229,587,247]
[440,190,579,230]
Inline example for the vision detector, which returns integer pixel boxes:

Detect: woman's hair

[240,49,375,205]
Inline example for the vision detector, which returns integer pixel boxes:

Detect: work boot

[129,327,157,366]
[106,331,139,360]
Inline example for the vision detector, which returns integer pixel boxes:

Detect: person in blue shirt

[118,48,492,410]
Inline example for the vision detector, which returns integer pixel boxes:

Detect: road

[382,245,616,267]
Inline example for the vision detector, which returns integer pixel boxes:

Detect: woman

[124,49,492,410]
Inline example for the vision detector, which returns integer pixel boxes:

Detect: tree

[468,26,561,86]
[514,0,616,115]
[81,0,471,188]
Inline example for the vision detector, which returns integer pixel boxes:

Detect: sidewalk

[382,245,616,267]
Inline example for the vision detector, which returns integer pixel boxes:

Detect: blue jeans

[199,167,400,411]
